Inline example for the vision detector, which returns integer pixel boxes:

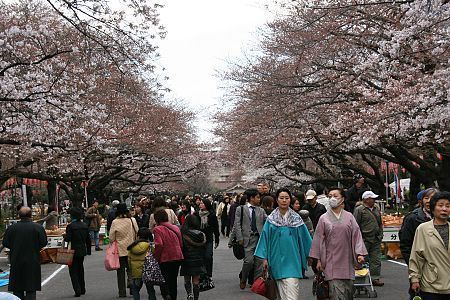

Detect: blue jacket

[255,221,312,280]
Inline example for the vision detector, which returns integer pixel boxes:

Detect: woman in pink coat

[154,209,184,300]
[309,187,367,300]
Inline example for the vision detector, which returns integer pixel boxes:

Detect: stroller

[354,263,377,298]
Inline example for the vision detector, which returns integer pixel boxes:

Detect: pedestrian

[154,209,184,300]
[353,191,384,286]
[196,198,220,279]
[85,200,102,251]
[315,184,330,211]
[254,187,312,299]
[2,206,47,300]
[309,187,367,300]
[180,215,206,300]
[234,189,267,289]
[36,205,58,230]
[302,189,327,230]
[64,207,91,297]
[134,205,150,228]
[128,227,156,300]
[107,200,120,233]
[178,200,193,226]
[110,203,139,298]
[216,196,231,237]
[409,191,450,299]
[399,188,438,265]
[229,194,246,229]
[261,195,275,215]
[193,195,202,212]
[149,196,179,232]
[345,174,369,212]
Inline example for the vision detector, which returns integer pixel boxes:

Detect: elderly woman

[409,191,450,299]
[309,187,367,300]
[255,187,312,300]
[109,203,139,298]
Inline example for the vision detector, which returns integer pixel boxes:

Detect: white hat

[362,191,378,200]
[305,189,317,200]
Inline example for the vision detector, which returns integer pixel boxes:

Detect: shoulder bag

[104,240,120,271]
[142,250,165,285]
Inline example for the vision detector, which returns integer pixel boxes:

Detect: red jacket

[153,222,184,263]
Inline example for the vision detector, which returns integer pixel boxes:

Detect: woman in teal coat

[255,187,312,300]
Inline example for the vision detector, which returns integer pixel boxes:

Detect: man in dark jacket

[86,200,102,251]
[2,206,47,300]
[399,189,435,265]
[134,205,149,228]
[106,200,120,232]
[345,174,369,212]
[302,189,327,230]
[65,207,91,297]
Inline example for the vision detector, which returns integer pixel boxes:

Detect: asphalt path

[0,235,410,299]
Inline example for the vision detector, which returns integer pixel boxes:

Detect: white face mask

[329,197,342,208]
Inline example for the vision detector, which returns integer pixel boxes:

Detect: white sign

[99,225,106,235]
[46,236,64,248]
[382,227,400,242]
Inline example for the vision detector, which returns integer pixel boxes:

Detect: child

[128,227,156,300]
[180,215,206,300]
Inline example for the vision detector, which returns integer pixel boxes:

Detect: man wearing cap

[353,191,384,286]
[302,189,327,230]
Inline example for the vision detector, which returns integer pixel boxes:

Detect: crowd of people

[1,175,449,300]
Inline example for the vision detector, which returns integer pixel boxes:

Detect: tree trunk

[437,153,450,191]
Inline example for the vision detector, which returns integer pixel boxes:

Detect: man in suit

[235,188,267,289]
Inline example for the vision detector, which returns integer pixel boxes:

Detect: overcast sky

[158,0,269,142]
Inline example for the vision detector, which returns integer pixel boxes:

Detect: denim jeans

[89,230,100,248]
[130,278,156,300]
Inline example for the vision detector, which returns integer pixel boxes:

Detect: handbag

[232,206,245,260]
[265,274,277,300]
[251,276,266,296]
[55,242,75,266]
[104,240,120,271]
[252,268,277,300]
[142,251,165,286]
[198,273,215,292]
[313,272,330,300]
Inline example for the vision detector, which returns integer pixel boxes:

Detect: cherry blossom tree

[217,0,450,200]
[0,1,199,205]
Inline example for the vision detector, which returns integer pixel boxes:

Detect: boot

[193,284,200,300]
[185,282,193,300]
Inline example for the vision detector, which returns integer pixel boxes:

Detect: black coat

[195,211,220,243]
[345,185,368,212]
[399,207,431,264]
[2,219,47,292]
[180,229,206,275]
[135,213,150,228]
[302,202,327,230]
[106,207,116,232]
[65,220,91,257]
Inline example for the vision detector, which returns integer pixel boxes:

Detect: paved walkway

[0,234,409,299]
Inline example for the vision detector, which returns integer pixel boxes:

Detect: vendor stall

[381,214,404,259]
[40,226,66,264]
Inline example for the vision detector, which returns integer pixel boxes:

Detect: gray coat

[234,205,267,247]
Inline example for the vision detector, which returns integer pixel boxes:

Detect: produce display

[382,214,404,226]
[45,225,65,236]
